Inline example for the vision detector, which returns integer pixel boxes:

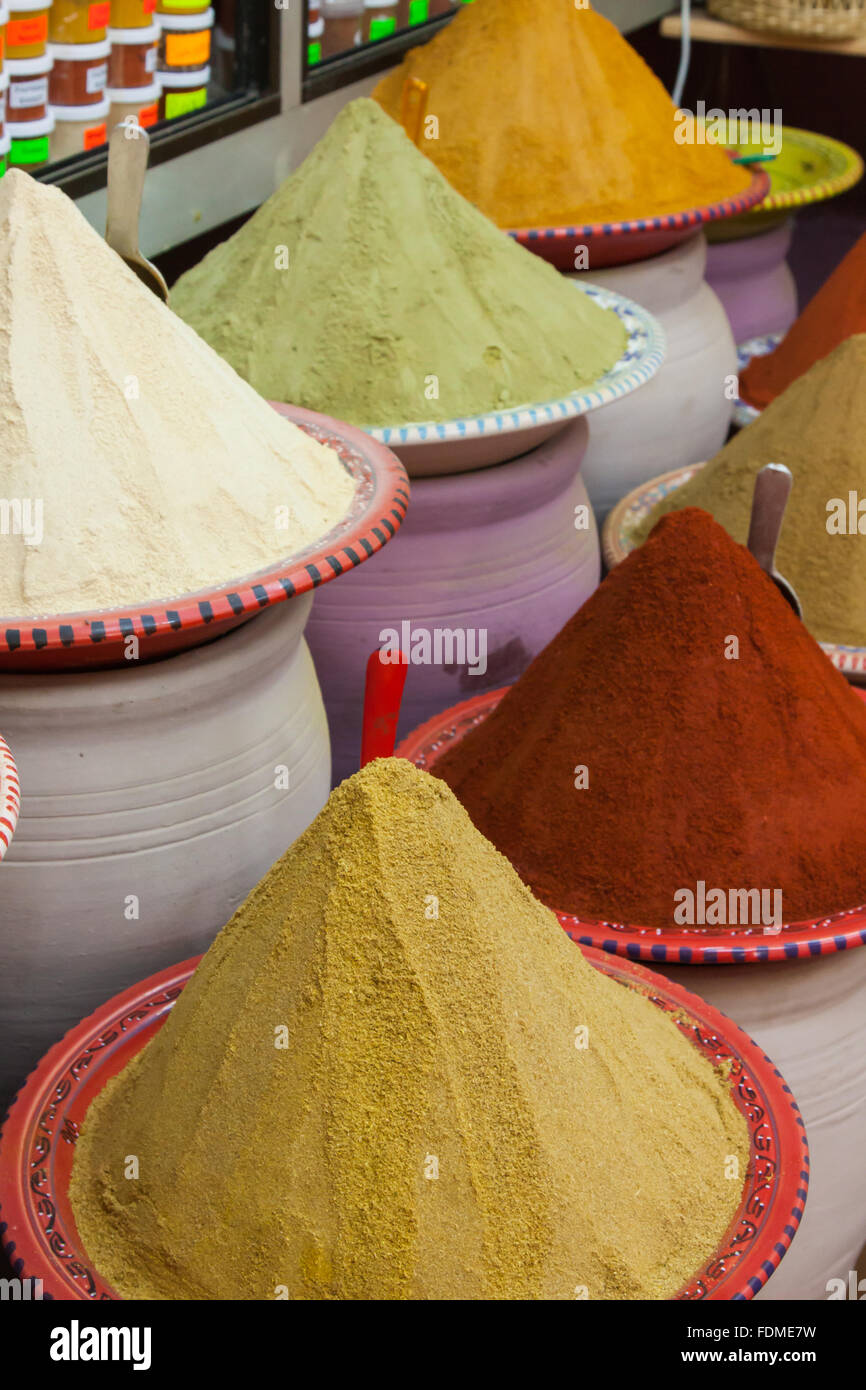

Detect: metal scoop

[106,122,169,303]
[747,463,802,618]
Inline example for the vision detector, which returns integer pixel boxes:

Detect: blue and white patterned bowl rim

[612,462,866,681]
[368,283,666,447]
[733,332,784,428]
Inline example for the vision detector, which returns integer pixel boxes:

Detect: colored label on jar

[9,76,48,110]
[164,85,205,118]
[159,0,209,9]
[88,1,111,28]
[83,120,107,148]
[307,40,321,66]
[369,16,396,40]
[0,34,5,64]
[0,155,6,177]
[86,61,107,93]
[409,0,429,22]
[10,133,50,164]
[165,30,209,66]
[137,99,158,125]
[7,15,49,48]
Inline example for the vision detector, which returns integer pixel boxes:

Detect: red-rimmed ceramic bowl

[0,948,807,1301]
[0,734,20,861]
[0,404,409,673]
[507,166,770,270]
[397,688,866,964]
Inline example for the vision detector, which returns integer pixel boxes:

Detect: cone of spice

[434,508,866,929]
[739,233,866,410]
[69,758,748,1301]
[171,98,627,429]
[373,0,751,229]
[636,335,866,648]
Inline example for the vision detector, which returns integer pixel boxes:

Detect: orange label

[138,100,158,127]
[0,34,5,64]
[88,1,111,28]
[7,15,49,46]
[144,0,157,10]
[84,121,107,149]
[165,30,209,66]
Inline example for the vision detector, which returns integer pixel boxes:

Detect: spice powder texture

[373,0,751,228]
[435,508,866,927]
[69,760,748,1301]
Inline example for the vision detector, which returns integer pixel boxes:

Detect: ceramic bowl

[0,734,19,861]
[0,946,807,1300]
[365,284,665,477]
[506,166,770,271]
[0,404,409,672]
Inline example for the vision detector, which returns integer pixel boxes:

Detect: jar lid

[158,6,213,30]
[107,23,162,43]
[364,0,398,8]
[49,39,113,60]
[10,111,55,136]
[7,53,54,76]
[107,79,161,102]
[51,95,111,121]
[308,17,324,37]
[0,70,8,94]
[0,5,10,23]
[0,131,11,157]
[160,61,209,88]
[8,0,50,12]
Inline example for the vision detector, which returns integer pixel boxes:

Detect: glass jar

[7,2,51,60]
[49,38,109,102]
[157,6,212,72]
[50,0,112,44]
[108,21,159,85]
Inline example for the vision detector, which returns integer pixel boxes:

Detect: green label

[10,135,50,166]
[369,15,396,40]
[409,0,429,21]
[160,0,209,9]
[165,87,207,119]
[0,156,7,178]
[307,40,322,66]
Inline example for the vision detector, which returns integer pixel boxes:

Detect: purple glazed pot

[705,218,798,343]
[574,232,736,524]
[306,417,598,784]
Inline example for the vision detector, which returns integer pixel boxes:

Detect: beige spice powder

[0,171,355,617]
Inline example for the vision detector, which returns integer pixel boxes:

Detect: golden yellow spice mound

[70,760,748,1300]
[374,0,751,228]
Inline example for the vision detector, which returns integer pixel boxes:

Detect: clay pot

[0,600,329,1107]
[658,947,866,1300]
[573,232,736,523]
[704,218,798,343]
[306,417,598,784]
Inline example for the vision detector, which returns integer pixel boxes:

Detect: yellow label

[165,31,210,66]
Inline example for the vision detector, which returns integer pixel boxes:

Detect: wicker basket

[708,0,866,39]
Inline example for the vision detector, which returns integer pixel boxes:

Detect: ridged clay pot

[306,417,599,785]
[658,947,866,1301]
[574,232,736,523]
[704,218,798,344]
[0,600,329,1108]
